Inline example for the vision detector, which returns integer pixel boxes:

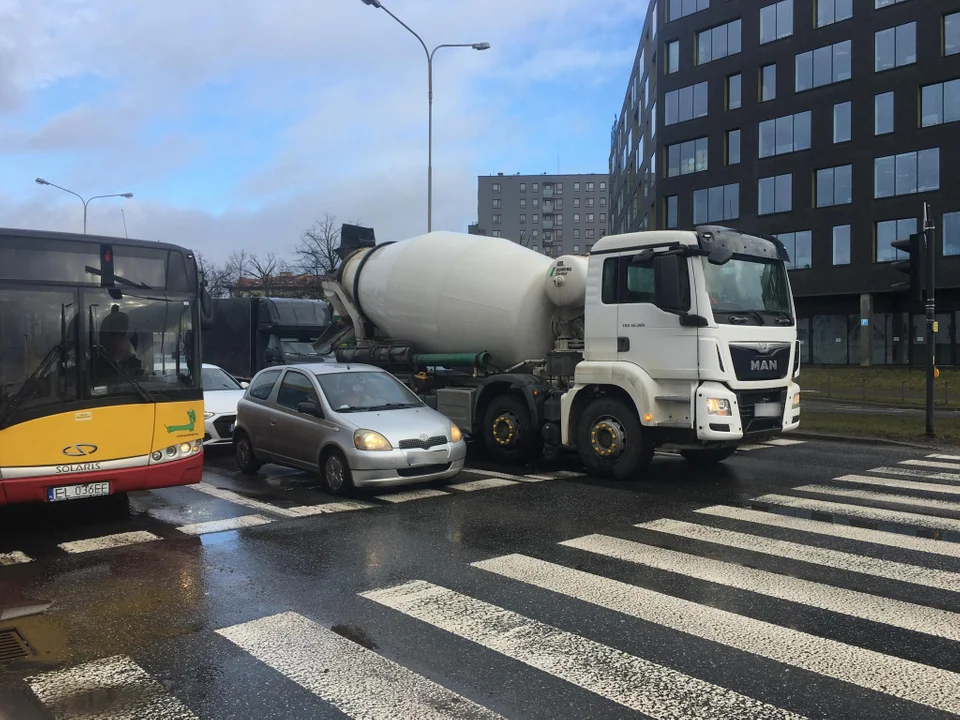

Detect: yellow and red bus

[0,227,209,505]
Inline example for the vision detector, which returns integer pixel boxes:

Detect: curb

[788,430,952,451]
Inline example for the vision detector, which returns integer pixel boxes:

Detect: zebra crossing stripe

[177,514,273,536]
[833,474,960,497]
[752,493,960,534]
[869,466,960,482]
[362,580,805,720]
[217,611,502,719]
[473,553,960,716]
[762,439,805,447]
[561,534,960,642]
[635,518,960,593]
[447,478,518,492]
[793,485,960,514]
[377,488,450,503]
[694,505,960,559]
[926,454,960,461]
[0,551,33,565]
[58,531,161,554]
[26,655,197,719]
[192,483,371,518]
[284,500,374,516]
[901,459,960,471]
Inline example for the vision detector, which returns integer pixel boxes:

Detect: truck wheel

[679,447,737,465]
[234,432,262,474]
[482,394,541,465]
[322,450,355,496]
[576,398,652,480]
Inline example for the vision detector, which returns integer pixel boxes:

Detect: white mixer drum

[342,231,557,369]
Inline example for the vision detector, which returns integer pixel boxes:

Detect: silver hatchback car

[233,363,466,493]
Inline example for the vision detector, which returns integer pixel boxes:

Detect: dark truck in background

[201,297,332,382]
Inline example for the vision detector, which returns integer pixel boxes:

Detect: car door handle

[269,418,277,425]
[617,337,630,352]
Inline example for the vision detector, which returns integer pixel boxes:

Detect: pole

[924,202,936,437]
[427,52,433,233]
[121,209,129,238]
[83,199,90,234]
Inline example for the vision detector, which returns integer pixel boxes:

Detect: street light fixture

[35,178,133,234]
[359,0,490,232]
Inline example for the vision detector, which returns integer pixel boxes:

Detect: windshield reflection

[315,371,422,412]
[202,366,242,391]
[702,256,793,324]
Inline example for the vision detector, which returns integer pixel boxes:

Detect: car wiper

[93,345,156,403]
[757,310,794,325]
[0,343,67,430]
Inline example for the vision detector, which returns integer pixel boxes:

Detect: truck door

[614,252,700,382]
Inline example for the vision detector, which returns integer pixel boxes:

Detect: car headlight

[204,412,216,419]
[354,430,393,451]
[705,398,732,417]
[792,392,801,408]
[450,422,463,443]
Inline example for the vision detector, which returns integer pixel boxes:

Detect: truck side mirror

[654,254,690,314]
[707,247,734,265]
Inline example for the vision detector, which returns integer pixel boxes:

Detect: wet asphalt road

[1,439,960,719]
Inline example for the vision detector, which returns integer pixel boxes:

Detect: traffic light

[99,244,115,288]
[891,232,924,305]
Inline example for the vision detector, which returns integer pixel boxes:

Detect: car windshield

[281,340,322,358]
[315,370,421,412]
[701,256,792,321]
[202,366,242,391]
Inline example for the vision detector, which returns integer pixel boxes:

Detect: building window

[600,213,607,222]
[876,22,916,73]
[816,165,853,207]
[586,229,596,239]
[532,244,539,253]
[587,198,596,207]
[555,199,564,210]
[574,228,581,240]
[833,225,851,265]
[726,74,741,110]
[533,214,540,223]
[520,198,527,209]
[758,111,811,158]
[574,213,580,222]
[666,195,678,228]
[533,198,539,207]
[599,182,606,191]
[519,230,526,242]
[555,215,564,226]
[947,12,960,56]
[587,213,595,222]
[665,81,709,124]
[667,40,680,73]
[726,129,741,165]
[760,64,776,102]
[667,137,709,177]
[519,183,526,192]
[532,183,539,191]
[921,79,960,127]
[532,230,539,239]
[875,0,908,6]
[693,184,739,223]
[492,183,501,193]
[944,211,960,256]
[874,149,940,198]
[573,198,581,208]
[600,197,607,207]
[556,182,563,194]
[520,214,526,224]
[492,199,501,209]
[760,0,793,44]
[875,218,916,263]
[875,91,894,135]
[696,19,742,65]
[777,231,812,269]
[795,40,851,92]
[816,0,852,27]
[833,101,851,143]
[573,182,580,191]
[492,230,502,237]
[667,0,709,22]
[492,214,502,224]
[586,182,595,191]
[573,244,581,254]
[758,174,792,215]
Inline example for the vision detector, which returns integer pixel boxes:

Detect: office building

[476,173,609,257]
[609,0,960,365]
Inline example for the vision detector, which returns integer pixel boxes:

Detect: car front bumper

[345,441,468,488]
[203,413,237,446]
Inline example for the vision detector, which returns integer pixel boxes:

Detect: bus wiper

[0,343,66,429]
[84,266,152,290]
[93,345,156,403]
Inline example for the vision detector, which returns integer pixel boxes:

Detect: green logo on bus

[165,409,197,433]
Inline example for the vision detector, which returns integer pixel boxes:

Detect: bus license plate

[755,402,782,418]
[48,482,111,502]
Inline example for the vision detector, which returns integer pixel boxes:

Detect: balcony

[542,215,555,229]
[542,185,554,198]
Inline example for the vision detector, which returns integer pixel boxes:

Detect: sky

[0,0,646,263]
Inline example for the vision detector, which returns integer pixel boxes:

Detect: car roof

[282,362,384,376]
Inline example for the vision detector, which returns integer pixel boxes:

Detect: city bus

[0,227,210,505]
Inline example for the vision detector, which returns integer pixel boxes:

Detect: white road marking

[447,478,518,492]
[833,474,960,497]
[284,500,374,516]
[459,468,537,482]
[192,482,301,517]
[217,611,502,719]
[927,453,960,461]
[695,505,960,559]
[762,439,805,446]
[0,551,33,566]
[176,514,273,536]
[753,493,960,534]
[869,466,960,482]
[901,459,960,471]
[523,470,587,480]
[362,580,804,720]
[635,518,960,593]
[58,531,160,554]
[562,534,960,642]
[26,654,197,719]
[376,488,450,503]
[474,553,960,716]
[737,444,771,451]
[793,484,960,514]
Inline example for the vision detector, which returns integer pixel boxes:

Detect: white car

[202,363,248,446]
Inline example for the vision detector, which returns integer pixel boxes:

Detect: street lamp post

[360,0,489,233]
[35,178,133,234]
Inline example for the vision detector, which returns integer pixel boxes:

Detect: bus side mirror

[653,254,690,314]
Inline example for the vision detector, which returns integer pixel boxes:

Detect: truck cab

[562,225,800,476]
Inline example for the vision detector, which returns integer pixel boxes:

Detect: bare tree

[195,253,232,299]
[245,252,288,297]
[297,213,344,278]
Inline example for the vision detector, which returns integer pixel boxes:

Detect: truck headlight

[354,430,393,451]
[705,398,732,417]
[450,422,463,443]
[792,392,801,408]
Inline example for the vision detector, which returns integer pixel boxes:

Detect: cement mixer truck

[318,223,801,479]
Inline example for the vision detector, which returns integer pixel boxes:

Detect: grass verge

[799,411,960,445]
[801,366,960,406]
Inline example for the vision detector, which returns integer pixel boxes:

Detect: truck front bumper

[696,381,800,442]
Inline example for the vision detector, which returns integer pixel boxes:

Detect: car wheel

[576,397,652,480]
[679,446,737,465]
[322,450,355,496]
[234,432,262,474]
[482,393,542,465]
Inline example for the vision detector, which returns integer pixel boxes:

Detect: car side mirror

[240,381,249,389]
[653,254,690,314]
[297,401,320,417]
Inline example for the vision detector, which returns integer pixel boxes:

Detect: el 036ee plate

[47,482,111,502]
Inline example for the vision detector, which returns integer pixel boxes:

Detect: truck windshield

[701,256,792,324]
[281,340,322,359]
[315,370,422,412]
